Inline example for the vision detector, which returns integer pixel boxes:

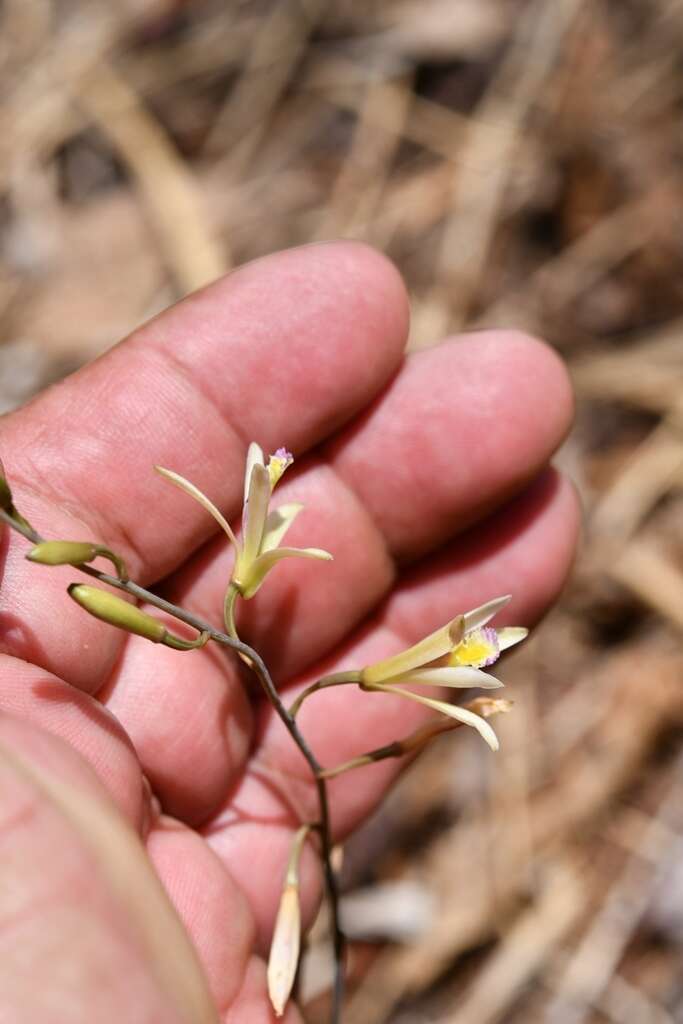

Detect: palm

[0,243,577,1021]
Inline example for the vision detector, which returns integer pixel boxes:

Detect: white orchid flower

[360,595,528,751]
[156,443,332,599]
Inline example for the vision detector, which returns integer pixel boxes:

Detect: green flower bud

[68,584,167,643]
[28,542,128,581]
[67,584,210,651]
[27,541,99,566]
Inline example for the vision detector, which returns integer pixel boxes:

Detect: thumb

[0,715,217,1024]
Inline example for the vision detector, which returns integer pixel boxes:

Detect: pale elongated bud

[28,541,128,580]
[267,824,310,1017]
[67,585,208,650]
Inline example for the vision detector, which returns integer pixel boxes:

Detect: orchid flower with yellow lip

[360,595,528,751]
[156,443,332,600]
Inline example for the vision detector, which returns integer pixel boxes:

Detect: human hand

[0,243,578,1021]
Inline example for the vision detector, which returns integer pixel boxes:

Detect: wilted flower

[360,595,527,751]
[267,824,310,1017]
[156,443,332,598]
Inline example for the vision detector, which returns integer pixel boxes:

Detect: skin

[0,242,579,1022]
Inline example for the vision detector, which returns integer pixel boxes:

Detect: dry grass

[2,1,683,1021]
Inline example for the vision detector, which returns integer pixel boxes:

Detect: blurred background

[2,1,683,1021]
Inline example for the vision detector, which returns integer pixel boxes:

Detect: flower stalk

[320,698,514,779]
[3,443,529,1024]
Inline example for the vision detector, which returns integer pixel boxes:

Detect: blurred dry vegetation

[2,0,683,1021]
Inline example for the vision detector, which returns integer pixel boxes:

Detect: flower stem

[223,580,239,639]
[289,669,362,718]
[320,717,460,778]
[3,506,346,1023]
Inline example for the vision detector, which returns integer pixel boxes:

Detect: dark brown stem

[321,718,460,779]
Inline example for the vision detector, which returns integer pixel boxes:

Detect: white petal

[244,443,265,503]
[261,503,303,553]
[398,666,504,689]
[497,627,528,651]
[362,616,465,686]
[155,467,238,550]
[372,685,499,751]
[463,595,511,632]
[267,885,300,1017]
[243,462,271,564]
[242,545,333,598]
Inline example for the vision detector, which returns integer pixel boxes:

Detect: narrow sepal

[242,462,271,565]
[370,683,500,751]
[497,626,528,651]
[241,545,333,598]
[261,502,303,553]
[362,615,465,686]
[155,467,238,550]
[243,442,265,503]
[463,595,511,632]
[396,666,504,689]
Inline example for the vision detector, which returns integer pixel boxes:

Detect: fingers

[101,627,252,825]
[144,818,305,1022]
[4,241,408,581]
[145,816,255,1015]
[277,472,581,827]
[326,330,574,560]
[0,716,216,1024]
[105,331,573,827]
[203,470,581,946]
[168,332,574,677]
[0,655,145,826]
[0,242,408,691]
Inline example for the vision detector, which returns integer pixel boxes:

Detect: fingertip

[328,328,575,559]
[458,329,575,458]
[230,239,411,391]
[303,240,411,360]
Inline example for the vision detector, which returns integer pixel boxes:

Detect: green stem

[163,629,211,651]
[223,580,239,639]
[289,669,362,718]
[94,545,129,582]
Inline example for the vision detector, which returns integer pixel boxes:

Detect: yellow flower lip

[450,626,500,669]
[268,447,294,488]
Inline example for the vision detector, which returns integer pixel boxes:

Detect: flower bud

[28,541,128,580]
[68,584,167,642]
[28,541,99,566]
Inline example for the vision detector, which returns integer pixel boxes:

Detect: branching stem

[289,670,362,718]
[1,507,346,1023]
